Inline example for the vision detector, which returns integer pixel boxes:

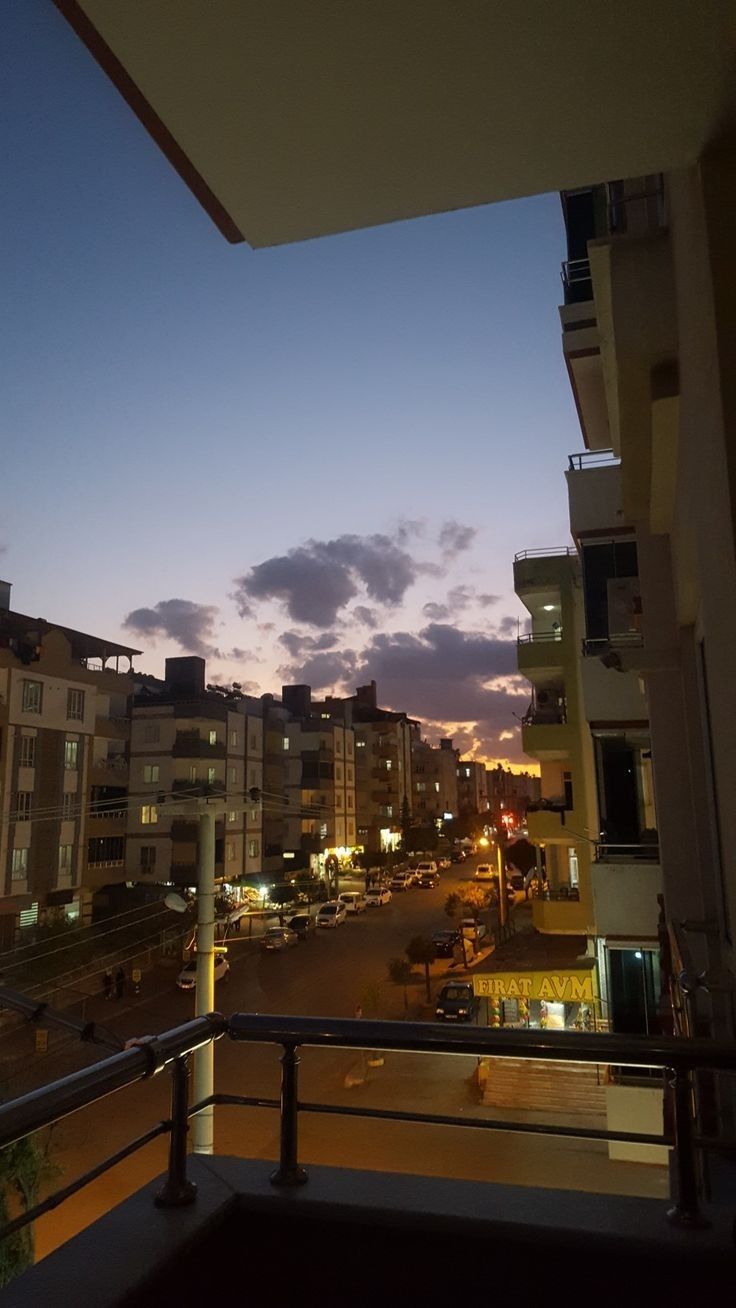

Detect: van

[338,891,367,914]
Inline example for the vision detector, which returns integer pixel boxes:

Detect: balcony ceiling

[55,1,736,247]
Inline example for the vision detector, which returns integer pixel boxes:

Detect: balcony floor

[8,1157,734,1308]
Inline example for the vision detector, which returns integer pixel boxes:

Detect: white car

[474,863,495,881]
[176,955,229,991]
[317,901,348,928]
[338,892,367,914]
[389,872,412,891]
[365,886,392,907]
[416,860,438,875]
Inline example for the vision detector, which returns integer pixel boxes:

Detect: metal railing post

[666,1065,710,1229]
[271,1042,308,1187]
[156,1056,197,1207]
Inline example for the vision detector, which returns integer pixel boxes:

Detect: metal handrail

[567,450,621,471]
[583,634,643,654]
[517,631,563,645]
[595,842,660,862]
[514,547,576,561]
[1,1011,733,1238]
[560,257,591,289]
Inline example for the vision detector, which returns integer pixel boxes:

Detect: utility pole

[193,809,216,1154]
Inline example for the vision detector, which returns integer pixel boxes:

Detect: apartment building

[127,657,263,888]
[0,583,138,944]
[282,685,357,869]
[487,766,541,823]
[457,760,489,817]
[411,736,459,824]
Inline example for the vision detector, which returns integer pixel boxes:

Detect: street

[12,862,668,1262]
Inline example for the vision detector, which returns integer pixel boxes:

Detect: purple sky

[2,0,581,767]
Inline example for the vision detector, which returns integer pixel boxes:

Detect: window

[207,766,216,784]
[19,735,36,768]
[335,764,343,782]
[208,730,218,746]
[347,794,353,809]
[250,733,257,750]
[249,768,257,787]
[143,764,160,783]
[11,848,28,879]
[230,730,238,747]
[14,792,32,820]
[335,737,343,754]
[62,792,76,820]
[141,805,158,825]
[140,846,157,872]
[64,739,79,771]
[347,767,353,783]
[226,841,235,862]
[189,765,197,783]
[144,723,160,744]
[356,739,366,749]
[58,844,73,874]
[248,839,259,858]
[22,680,43,714]
[249,808,258,823]
[229,767,237,784]
[384,759,392,771]
[228,811,237,823]
[434,781,440,793]
[282,737,289,750]
[67,689,85,721]
[416,782,426,793]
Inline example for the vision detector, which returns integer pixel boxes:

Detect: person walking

[102,969,113,1001]
[114,967,126,1001]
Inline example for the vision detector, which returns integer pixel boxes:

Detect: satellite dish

[164,892,188,914]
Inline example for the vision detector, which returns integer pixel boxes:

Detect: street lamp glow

[478,837,490,848]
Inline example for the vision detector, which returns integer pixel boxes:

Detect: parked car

[261,926,299,952]
[437,857,451,870]
[389,872,412,892]
[365,886,392,907]
[416,860,438,876]
[474,863,494,881]
[338,892,367,914]
[285,913,316,940]
[418,871,440,888]
[449,849,466,864]
[432,928,462,958]
[176,955,229,991]
[435,981,477,1022]
[317,901,348,928]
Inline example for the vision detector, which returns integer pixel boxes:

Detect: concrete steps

[481,1056,608,1114]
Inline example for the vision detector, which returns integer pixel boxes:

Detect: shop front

[473,965,600,1031]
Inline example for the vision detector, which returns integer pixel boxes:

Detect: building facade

[456,759,489,818]
[411,736,459,825]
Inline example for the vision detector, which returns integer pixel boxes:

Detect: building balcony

[171,779,226,797]
[559,297,610,451]
[531,896,592,935]
[516,631,568,679]
[565,452,623,539]
[172,731,227,759]
[91,754,129,780]
[513,548,576,599]
[526,804,574,843]
[94,715,130,740]
[591,851,662,938]
[0,1009,733,1307]
[521,720,571,762]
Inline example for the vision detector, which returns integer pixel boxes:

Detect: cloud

[477,593,501,607]
[352,605,379,628]
[123,599,220,657]
[438,520,478,558]
[278,647,359,690]
[279,629,341,658]
[497,614,521,637]
[422,602,450,620]
[233,531,420,627]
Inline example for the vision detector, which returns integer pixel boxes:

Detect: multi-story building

[456,759,489,817]
[282,684,357,870]
[411,736,459,825]
[127,657,263,888]
[0,582,138,943]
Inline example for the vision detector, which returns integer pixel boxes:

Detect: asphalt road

[21,862,669,1262]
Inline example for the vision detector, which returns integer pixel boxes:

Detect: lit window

[207,766,216,783]
[434,782,440,793]
[143,764,160,783]
[249,808,258,823]
[58,844,73,873]
[62,793,76,819]
[229,766,237,784]
[67,689,85,721]
[189,765,197,783]
[248,838,259,858]
[356,739,366,749]
[416,782,426,793]
[143,723,160,744]
[19,735,36,767]
[11,848,28,879]
[283,737,290,750]
[64,739,79,771]
[230,730,238,747]
[140,846,157,871]
[22,680,42,714]
[229,811,237,823]
[208,730,218,746]
[14,792,32,820]
[141,805,158,825]
[384,759,392,771]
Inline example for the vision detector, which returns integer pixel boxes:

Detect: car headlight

[436,1007,445,1015]
[458,1008,468,1015]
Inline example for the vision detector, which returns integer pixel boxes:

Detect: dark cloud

[422,602,450,620]
[123,599,220,657]
[278,647,359,690]
[497,614,521,637]
[352,605,379,628]
[395,518,425,545]
[477,593,501,607]
[438,520,478,558]
[279,629,340,659]
[233,532,420,627]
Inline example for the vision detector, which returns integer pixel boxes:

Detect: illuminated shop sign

[473,969,595,1002]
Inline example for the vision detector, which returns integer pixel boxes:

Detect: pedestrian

[114,967,125,1001]
[103,969,113,1001]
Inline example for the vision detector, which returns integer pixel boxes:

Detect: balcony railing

[0,1004,734,1249]
[582,634,643,656]
[560,257,592,292]
[595,842,660,863]
[532,883,581,902]
[517,631,563,645]
[567,450,621,471]
[514,547,576,562]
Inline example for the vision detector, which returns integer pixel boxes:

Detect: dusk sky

[3,0,581,768]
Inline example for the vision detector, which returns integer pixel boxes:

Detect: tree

[444,885,494,921]
[387,957,413,1011]
[0,1132,57,1288]
[506,838,536,876]
[405,936,437,1004]
[399,797,412,853]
